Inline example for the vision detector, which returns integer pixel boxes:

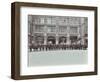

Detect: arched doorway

[70,36,77,44]
[47,36,56,45]
[35,35,44,45]
[59,36,66,44]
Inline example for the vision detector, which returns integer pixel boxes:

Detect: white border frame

[20,7,95,75]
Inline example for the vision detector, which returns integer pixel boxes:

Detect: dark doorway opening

[70,36,78,44]
[59,36,66,44]
[47,36,56,45]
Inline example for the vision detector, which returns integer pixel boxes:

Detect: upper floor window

[59,26,67,33]
[35,25,44,32]
[58,18,67,25]
[46,17,56,25]
[33,17,45,24]
[70,27,78,34]
[47,26,56,32]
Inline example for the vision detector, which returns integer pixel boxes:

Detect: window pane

[70,27,77,34]
[59,27,67,32]
[47,26,56,32]
[35,25,44,32]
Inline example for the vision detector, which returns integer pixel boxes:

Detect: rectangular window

[35,25,44,32]
[59,26,67,32]
[46,17,56,25]
[47,26,56,32]
[70,27,78,34]
[40,17,45,24]
[58,18,67,25]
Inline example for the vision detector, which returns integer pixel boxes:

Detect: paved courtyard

[28,50,88,67]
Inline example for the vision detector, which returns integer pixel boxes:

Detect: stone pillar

[80,18,85,45]
[44,24,47,45]
[66,26,70,45]
[55,22,59,45]
[56,34,59,45]
[81,37,85,45]
[44,33,47,45]
[81,25,85,45]
[77,27,80,35]
[77,27,81,40]
[66,34,70,45]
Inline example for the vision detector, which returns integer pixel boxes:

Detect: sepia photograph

[28,15,88,66]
